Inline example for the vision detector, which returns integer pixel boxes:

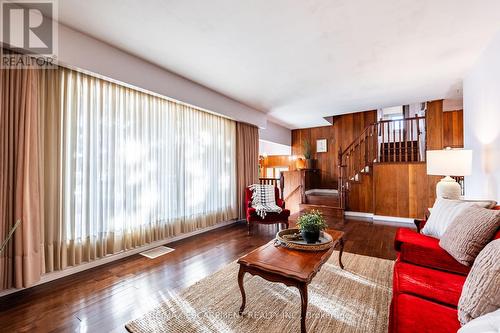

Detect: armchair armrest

[246,207,256,217]
[276,198,285,209]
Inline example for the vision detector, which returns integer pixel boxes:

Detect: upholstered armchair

[245,186,290,234]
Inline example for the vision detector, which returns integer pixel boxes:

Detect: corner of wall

[463,30,500,201]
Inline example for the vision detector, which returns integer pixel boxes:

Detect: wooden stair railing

[259,177,283,199]
[259,177,280,186]
[338,116,426,209]
[283,184,302,203]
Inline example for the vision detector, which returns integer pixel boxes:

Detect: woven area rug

[125,251,394,333]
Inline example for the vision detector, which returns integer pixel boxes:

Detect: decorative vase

[301,230,320,244]
[305,159,315,169]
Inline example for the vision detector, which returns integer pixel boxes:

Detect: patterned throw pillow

[421,198,474,238]
[440,206,500,266]
[421,198,494,238]
[458,239,500,325]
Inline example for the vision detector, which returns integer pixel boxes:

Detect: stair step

[299,204,344,218]
[306,194,340,206]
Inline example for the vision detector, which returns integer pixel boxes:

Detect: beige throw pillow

[422,198,495,238]
[440,206,500,266]
[458,239,500,325]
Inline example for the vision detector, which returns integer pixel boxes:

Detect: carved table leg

[298,282,308,333]
[238,266,246,315]
[338,237,345,269]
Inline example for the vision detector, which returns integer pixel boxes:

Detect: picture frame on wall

[316,139,327,153]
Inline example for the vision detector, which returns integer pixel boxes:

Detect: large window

[59,69,237,252]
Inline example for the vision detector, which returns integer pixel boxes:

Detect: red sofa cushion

[394,228,470,275]
[392,294,461,333]
[393,260,466,307]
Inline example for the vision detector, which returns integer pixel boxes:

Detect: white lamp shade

[426,149,472,176]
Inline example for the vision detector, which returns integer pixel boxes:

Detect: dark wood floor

[0,215,403,333]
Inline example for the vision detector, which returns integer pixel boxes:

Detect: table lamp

[426,148,472,200]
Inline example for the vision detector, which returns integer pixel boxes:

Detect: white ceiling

[57,0,500,129]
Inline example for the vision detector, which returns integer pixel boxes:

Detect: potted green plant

[303,140,314,169]
[296,210,327,243]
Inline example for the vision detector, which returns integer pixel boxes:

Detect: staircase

[338,116,426,209]
[299,190,344,218]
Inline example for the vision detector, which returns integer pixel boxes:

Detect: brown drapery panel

[236,122,259,219]
[38,68,61,273]
[0,62,43,290]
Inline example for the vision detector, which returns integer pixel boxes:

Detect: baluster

[416,117,421,162]
[410,118,414,162]
[371,125,375,164]
[349,152,353,181]
[399,120,402,162]
[351,149,354,180]
[388,123,394,162]
[358,140,361,175]
[388,122,392,163]
[404,119,407,162]
[423,117,426,162]
[360,138,363,172]
[381,122,385,163]
[347,153,350,182]
[392,122,396,163]
[367,127,371,165]
[352,147,355,179]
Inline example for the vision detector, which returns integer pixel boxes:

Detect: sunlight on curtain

[58,68,236,266]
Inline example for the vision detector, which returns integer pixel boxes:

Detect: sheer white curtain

[58,68,236,267]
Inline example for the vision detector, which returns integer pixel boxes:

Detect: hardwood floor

[0,215,403,333]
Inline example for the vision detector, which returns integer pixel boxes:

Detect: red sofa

[389,206,500,333]
[245,186,290,234]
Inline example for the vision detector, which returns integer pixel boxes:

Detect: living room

[1,1,499,332]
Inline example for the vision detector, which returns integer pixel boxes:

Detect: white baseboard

[373,215,414,224]
[345,211,415,224]
[0,219,242,298]
[344,211,374,218]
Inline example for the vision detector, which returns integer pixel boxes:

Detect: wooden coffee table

[237,229,344,333]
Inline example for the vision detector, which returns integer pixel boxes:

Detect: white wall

[258,120,291,146]
[259,140,291,156]
[443,98,463,112]
[2,16,294,143]
[55,23,267,128]
[463,31,500,201]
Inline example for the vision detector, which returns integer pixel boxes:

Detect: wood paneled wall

[348,175,374,213]
[443,110,464,148]
[427,100,464,149]
[262,155,292,168]
[426,100,444,150]
[287,100,464,218]
[291,110,377,188]
[373,163,440,218]
[282,170,302,214]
